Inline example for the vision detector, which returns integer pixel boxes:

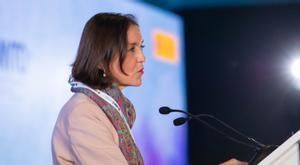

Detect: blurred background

[1,0,300,164]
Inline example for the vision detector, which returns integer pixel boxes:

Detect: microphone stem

[159,106,266,149]
[194,114,265,148]
[193,117,260,150]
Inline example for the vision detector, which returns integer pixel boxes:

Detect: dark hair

[71,13,138,89]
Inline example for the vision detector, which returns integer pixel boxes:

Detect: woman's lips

[139,68,144,74]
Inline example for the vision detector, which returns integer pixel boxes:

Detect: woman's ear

[97,64,104,70]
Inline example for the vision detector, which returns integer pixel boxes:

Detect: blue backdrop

[0,0,186,164]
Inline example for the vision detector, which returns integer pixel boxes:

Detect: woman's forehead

[127,25,143,44]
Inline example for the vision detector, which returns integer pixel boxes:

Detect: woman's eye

[128,44,145,52]
[129,47,135,52]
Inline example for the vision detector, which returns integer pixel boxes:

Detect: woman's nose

[138,51,146,63]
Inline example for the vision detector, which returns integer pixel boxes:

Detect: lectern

[258,130,300,165]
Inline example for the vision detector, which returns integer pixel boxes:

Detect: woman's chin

[132,81,142,87]
[119,81,142,88]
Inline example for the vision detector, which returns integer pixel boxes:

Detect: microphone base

[248,145,278,165]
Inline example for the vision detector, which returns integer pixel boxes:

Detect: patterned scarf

[71,83,144,165]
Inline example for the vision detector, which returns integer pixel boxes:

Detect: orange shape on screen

[153,30,178,64]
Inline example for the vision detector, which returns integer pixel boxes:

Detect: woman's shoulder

[64,93,98,109]
[60,93,101,118]
[58,93,115,128]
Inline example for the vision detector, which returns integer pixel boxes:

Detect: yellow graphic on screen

[153,30,178,64]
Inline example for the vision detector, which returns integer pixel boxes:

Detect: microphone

[159,106,172,114]
[159,106,266,150]
[173,117,190,126]
[159,106,190,116]
[160,106,279,164]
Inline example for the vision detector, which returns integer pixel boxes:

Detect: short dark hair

[71,13,138,89]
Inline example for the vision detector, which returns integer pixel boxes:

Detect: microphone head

[159,106,171,114]
[173,117,188,126]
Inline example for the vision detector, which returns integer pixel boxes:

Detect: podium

[258,130,300,165]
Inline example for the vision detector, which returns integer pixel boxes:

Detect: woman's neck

[118,86,125,91]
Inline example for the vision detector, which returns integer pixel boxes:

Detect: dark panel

[176,4,300,164]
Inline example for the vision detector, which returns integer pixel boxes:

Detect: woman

[52,13,145,165]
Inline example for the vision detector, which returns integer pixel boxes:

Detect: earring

[99,68,106,78]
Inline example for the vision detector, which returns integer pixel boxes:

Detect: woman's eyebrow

[128,40,144,46]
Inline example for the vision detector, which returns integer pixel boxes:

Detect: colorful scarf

[71,83,144,165]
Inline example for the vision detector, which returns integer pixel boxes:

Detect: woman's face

[110,25,145,89]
